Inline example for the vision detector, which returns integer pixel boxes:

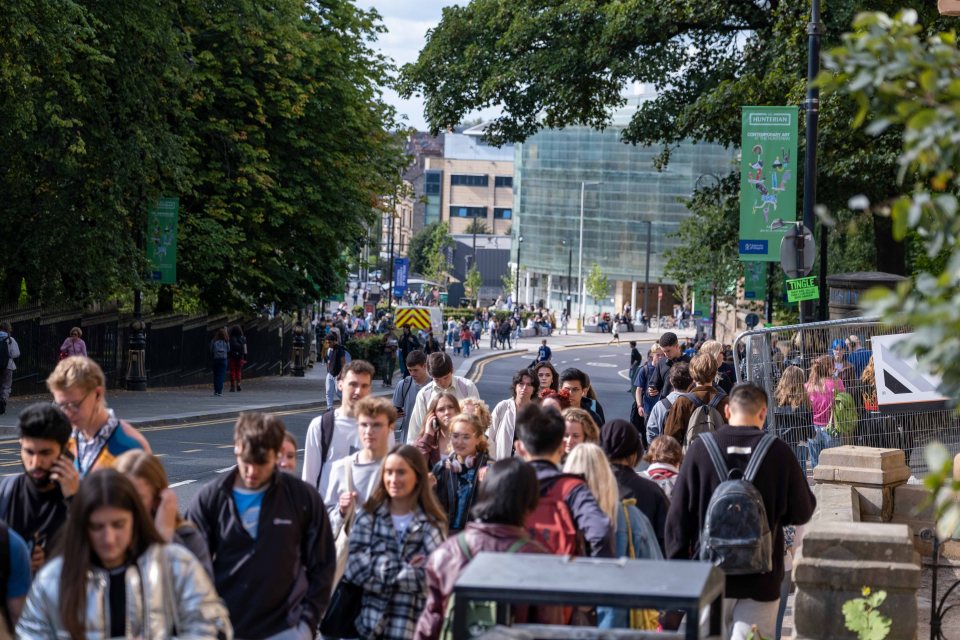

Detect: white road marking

[598,354,618,358]
[586,362,617,368]
[182,449,201,453]
[573,358,581,362]
[169,480,197,488]
[214,466,235,474]
[617,369,632,380]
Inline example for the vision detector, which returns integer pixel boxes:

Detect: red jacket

[414,522,558,640]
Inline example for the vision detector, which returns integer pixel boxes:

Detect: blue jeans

[325,373,338,407]
[808,426,839,468]
[212,359,227,394]
[462,341,470,357]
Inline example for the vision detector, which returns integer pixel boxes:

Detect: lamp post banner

[393,257,409,299]
[147,196,179,284]
[743,261,767,300]
[739,106,798,262]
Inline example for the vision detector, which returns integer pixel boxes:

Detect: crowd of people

[0,324,834,640]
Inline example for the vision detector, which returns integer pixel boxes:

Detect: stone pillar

[546,274,553,309]
[792,522,920,640]
[812,446,911,523]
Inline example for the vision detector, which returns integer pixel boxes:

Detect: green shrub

[345,334,391,377]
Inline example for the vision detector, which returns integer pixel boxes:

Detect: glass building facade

[514,102,736,310]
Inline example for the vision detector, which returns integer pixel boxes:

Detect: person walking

[18,469,231,639]
[381,325,399,387]
[414,458,557,640]
[662,352,729,449]
[431,413,491,534]
[0,404,77,576]
[58,327,87,359]
[514,404,614,559]
[806,355,844,468]
[536,339,552,364]
[398,327,420,378]
[414,392,461,468]
[325,333,348,407]
[0,322,19,415]
[227,325,247,392]
[665,383,816,640]
[393,350,430,444]
[406,353,480,444]
[210,328,229,397]
[115,450,213,577]
[186,413,335,639]
[489,368,539,460]
[48,357,151,477]
[343,445,446,640]
[303,360,380,497]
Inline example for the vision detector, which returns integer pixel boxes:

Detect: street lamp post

[515,236,524,310]
[640,220,652,323]
[577,180,601,332]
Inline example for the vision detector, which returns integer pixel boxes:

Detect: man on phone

[0,403,78,573]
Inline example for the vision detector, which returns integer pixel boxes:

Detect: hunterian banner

[147,196,179,285]
[739,106,798,262]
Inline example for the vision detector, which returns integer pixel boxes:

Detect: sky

[361,0,500,131]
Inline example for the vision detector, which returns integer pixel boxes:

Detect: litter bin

[453,553,725,639]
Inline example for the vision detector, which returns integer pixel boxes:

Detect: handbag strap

[343,457,357,532]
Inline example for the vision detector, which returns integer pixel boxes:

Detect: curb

[461,349,526,381]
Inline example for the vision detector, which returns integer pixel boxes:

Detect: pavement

[0,326,692,434]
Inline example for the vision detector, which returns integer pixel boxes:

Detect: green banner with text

[743,262,767,301]
[147,196,179,285]
[739,106,798,262]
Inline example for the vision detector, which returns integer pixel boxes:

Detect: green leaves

[584,263,610,310]
[842,587,891,640]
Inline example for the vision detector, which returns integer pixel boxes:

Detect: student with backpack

[665,383,816,640]
[645,363,693,445]
[599,419,669,554]
[393,350,430,444]
[564,443,662,630]
[414,458,559,640]
[514,404,613,560]
[663,352,728,450]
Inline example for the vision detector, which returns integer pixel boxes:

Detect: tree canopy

[0,0,404,311]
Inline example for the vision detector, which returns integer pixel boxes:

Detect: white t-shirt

[391,511,415,543]
[302,409,395,498]
[323,453,384,536]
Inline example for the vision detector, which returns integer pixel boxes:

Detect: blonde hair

[699,340,723,365]
[46,356,105,396]
[460,397,492,431]
[114,450,186,527]
[563,443,618,529]
[448,413,489,455]
[561,408,599,444]
[775,365,809,409]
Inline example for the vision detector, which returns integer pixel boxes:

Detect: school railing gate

[732,317,959,474]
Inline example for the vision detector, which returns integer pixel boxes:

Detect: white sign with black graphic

[872,333,950,412]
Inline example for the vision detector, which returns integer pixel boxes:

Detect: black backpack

[698,432,775,575]
[0,338,9,372]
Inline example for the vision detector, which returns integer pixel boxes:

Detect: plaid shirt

[344,502,445,639]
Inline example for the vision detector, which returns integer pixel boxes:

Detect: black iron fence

[1,304,293,396]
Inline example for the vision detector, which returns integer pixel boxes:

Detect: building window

[494,176,513,188]
[425,171,441,195]
[450,206,487,218]
[494,207,512,219]
[450,174,489,187]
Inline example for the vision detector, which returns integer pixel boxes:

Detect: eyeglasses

[53,391,92,413]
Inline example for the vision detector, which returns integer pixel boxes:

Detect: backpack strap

[699,432,729,484]
[680,392,705,409]
[707,393,724,409]
[743,434,777,484]
[658,396,674,412]
[506,538,529,554]
[456,532,473,562]
[315,409,336,490]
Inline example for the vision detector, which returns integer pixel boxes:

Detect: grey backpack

[681,392,725,451]
[698,432,775,575]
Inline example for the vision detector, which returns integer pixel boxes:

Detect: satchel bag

[319,579,362,638]
[333,458,356,587]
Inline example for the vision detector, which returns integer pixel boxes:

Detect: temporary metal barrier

[732,317,958,474]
